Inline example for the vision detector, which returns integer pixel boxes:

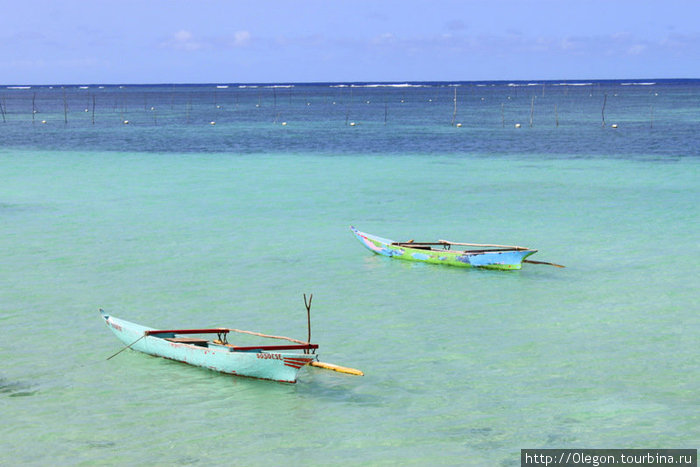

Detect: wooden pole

[523,259,566,268]
[451,86,457,126]
[227,328,308,344]
[92,95,95,125]
[438,239,528,250]
[32,92,36,124]
[0,96,5,123]
[601,93,607,127]
[63,87,68,124]
[555,104,559,127]
[106,333,146,360]
[345,87,351,125]
[304,293,313,353]
[529,96,535,127]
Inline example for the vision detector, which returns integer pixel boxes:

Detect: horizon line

[2,78,699,88]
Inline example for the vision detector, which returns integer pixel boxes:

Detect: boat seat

[165,337,209,347]
[393,243,433,250]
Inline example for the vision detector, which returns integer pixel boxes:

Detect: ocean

[0,80,698,466]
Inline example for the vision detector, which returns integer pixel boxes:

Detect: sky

[2,0,699,84]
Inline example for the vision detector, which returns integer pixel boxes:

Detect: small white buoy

[281,122,287,126]
[84,108,89,112]
[123,120,130,124]
[210,121,216,125]
[216,105,221,109]
[456,123,462,127]
[41,120,47,124]
[515,123,521,128]
[150,106,155,111]
[349,122,356,126]
[611,124,618,129]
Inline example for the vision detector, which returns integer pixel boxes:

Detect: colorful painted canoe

[100,310,318,383]
[351,226,539,270]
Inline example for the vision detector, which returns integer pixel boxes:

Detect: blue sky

[3,0,699,84]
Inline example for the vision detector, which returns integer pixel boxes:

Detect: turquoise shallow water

[0,81,698,465]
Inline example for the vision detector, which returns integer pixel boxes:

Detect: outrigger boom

[143,328,319,352]
[437,239,529,250]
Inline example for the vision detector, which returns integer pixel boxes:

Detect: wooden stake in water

[601,93,607,127]
[0,96,5,123]
[529,96,535,127]
[32,92,36,124]
[451,86,457,126]
[63,87,68,124]
[92,95,95,125]
[345,88,352,126]
[273,88,277,123]
[555,103,559,127]
[303,293,313,354]
[501,103,505,128]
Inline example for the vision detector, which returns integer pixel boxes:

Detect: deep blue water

[1,80,698,157]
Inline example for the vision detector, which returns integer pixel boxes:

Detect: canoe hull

[351,227,537,270]
[101,311,315,383]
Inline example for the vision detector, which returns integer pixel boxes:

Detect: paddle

[106,333,146,360]
[310,361,364,376]
[523,259,566,268]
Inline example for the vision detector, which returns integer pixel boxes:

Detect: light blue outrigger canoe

[350,226,558,270]
[100,310,319,383]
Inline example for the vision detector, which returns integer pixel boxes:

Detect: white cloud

[162,29,203,51]
[232,30,251,47]
[627,44,647,55]
[371,32,396,45]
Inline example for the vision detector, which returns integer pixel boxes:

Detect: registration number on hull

[257,353,282,360]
